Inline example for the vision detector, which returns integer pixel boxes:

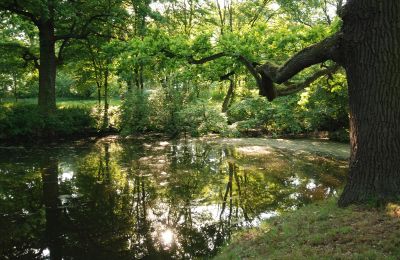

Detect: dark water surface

[0,137,348,259]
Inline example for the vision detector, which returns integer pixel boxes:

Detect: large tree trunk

[38,20,57,114]
[338,0,400,206]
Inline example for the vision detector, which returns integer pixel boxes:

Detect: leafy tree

[0,0,127,114]
[236,1,400,206]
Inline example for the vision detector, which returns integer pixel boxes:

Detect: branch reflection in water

[0,137,347,259]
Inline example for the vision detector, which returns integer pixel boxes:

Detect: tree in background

[0,0,127,114]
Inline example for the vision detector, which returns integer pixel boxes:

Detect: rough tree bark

[38,20,57,114]
[338,0,400,206]
[252,0,400,206]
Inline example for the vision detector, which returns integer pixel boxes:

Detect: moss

[215,198,400,259]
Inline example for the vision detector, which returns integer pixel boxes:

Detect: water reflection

[0,138,347,259]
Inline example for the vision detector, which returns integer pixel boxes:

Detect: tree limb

[0,42,39,69]
[55,14,110,41]
[188,52,226,64]
[276,64,341,96]
[253,33,342,101]
[170,32,343,101]
[220,71,235,81]
[0,1,40,26]
[257,33,342,84]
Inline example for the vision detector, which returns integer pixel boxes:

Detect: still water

[0,136,348,259]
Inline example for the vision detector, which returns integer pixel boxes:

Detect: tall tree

[243,0,399,206]
[0,0,126,114]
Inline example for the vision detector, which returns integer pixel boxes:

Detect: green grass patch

[215,198,400,259]
[1,98,121,108]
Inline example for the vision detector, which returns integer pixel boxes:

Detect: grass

[215,198,400,259]
[1,97,121,108]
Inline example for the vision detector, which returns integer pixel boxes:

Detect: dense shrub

[0,104,97,141]
[177,102,228,137]
[228,95,304,135]
[119,90,151,135]
[227,75,349,141]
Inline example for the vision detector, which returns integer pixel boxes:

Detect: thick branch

[56,38,69,65]
[257,33,342,84]
[249,33,343,101]
[1,1,39,26]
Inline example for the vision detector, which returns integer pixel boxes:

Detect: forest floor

[215,198,400,259]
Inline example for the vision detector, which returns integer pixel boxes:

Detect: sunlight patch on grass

[215,198,400,259]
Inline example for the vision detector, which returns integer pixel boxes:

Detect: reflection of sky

[59,163,74,182]
[0,137,347,258]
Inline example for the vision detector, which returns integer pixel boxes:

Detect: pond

[0,136,349,259]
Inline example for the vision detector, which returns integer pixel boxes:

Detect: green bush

[177,101,228,137]
[0,104,97,141]
[119,89,151,135]
[228,95,304,135]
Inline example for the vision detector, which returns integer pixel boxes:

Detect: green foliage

[0,104,96,141]
[1,0,349,141]
[56,71,75,98]
[298,73,349,132]
[120,90,151,135]
[228,95,303,135]
[178,101,228,137]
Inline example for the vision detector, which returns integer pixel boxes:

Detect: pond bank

[215,198,400,259]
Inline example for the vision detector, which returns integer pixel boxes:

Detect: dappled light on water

[0,137,348,258]
[160,229,175,248]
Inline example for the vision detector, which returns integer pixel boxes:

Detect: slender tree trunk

[102,63,109,130]
[339,0,400,206]
[12,73,17,102]
[139,65,144,91]
[97,82,102,106]
[222,78,234,112]
[38,20,57,114]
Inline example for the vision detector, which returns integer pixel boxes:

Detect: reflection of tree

[40,156,62,260]
[0,139,348,259]
[0,152,44,258]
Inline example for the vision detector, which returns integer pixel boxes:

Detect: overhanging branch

[257,33,342,84]
[55,14,110,41]
[168,32,343,102]
[277,64,341,96]
[188,52,226,64]
[1,1,40,26]
[0,42,39,69]
[253,32,343,101]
